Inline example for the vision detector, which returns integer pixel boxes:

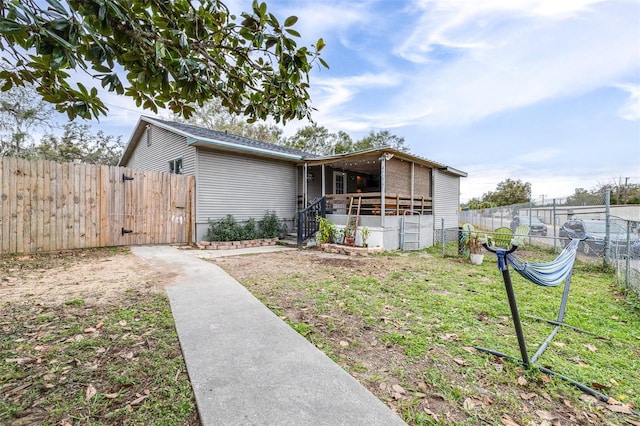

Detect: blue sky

[88,0,640,202]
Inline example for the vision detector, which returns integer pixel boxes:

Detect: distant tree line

[0,86,124,165]
[464,178,639,210]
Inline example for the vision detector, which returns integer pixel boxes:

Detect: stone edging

[319,243,384,256]
[197,238,279,250]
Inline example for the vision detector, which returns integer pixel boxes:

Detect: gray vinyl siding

[433,170,460,230]
[195,149,297,239]
[124,125,197,176]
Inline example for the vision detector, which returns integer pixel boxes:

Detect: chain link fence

[435,190,640,298]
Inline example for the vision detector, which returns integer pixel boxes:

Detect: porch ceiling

[313,155,381,174]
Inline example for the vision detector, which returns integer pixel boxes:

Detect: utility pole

[624,177,629,204]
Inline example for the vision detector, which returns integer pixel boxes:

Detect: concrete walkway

[131,246,406,426]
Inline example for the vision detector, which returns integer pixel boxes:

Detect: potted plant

[361,227,370,248]
[316,217,336,245]
[343,226,355,246]
[466,232,484,265]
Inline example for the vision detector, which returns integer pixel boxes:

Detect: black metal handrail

[297,196,326,246]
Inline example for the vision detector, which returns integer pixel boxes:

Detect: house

[119,116,467,250]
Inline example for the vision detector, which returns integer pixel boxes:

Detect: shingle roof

[148,117,318,159]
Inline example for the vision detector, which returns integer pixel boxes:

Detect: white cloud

[387,0,640,126]
[616,84,640,121]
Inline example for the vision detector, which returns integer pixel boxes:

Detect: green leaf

[0,18,23,34]
[285,29,300,37]
[316,38,326,52]
[45,0,67,15]
[283,16,298,27]
[41,28,75,50]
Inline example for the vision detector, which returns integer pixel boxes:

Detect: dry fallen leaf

[500,415,521,426]
[392,384,405,394]
[453,358,468,366]
[535,410,556,421]
[339,340,349,347]
[84,327,96,333]
[95,321,104,329]
[592,382,610,390]
[129,393,149,405]
[105,393,119,399]
[517,376,527,386]
[606,403,633,414]
[439,333,459,341]
[586,343,597,352]
[119,320,127,326]
[85,384,97,400]
[463,397,483,410]
[461,346,476,353]
[540,376,551,384]
[520,392,537,400]
[417,382,428,392]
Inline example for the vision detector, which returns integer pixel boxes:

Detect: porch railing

[297,196,326,246]
[326,193,433,215]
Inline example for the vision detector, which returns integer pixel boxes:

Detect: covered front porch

[296,149,436,250]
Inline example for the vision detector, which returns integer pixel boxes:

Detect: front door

[333,171,345,195]
[333,171,346,214]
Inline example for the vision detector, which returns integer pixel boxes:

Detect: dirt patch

[0,248,198,426]
[0,249,170,307]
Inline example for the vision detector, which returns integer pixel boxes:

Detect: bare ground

[0,248,200,426]
[2,247,635,425]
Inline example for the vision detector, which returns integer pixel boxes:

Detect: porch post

[303,162,308,206]
[410,162,415,212]
[380,153,394,227]
[321,164,326,196]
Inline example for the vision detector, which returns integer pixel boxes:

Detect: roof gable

[119,116,465,177]
[149,117,316,159]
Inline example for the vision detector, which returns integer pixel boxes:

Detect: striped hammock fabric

[505,239,580,287]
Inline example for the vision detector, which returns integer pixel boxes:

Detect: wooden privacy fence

[0,157,195,254]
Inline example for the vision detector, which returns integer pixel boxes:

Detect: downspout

[379,153,394,228]
[303,162,308,207]
[410,162,415,213]
[321,164,326,197]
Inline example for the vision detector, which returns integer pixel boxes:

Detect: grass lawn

[0,249,199,426]
[218,245,640,425]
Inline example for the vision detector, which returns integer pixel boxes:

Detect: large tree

[283,124,345,155]
[36,122,124,165]
[352,130,408,153]
[0,85,55,157]
[170,98,283,144]
[283,126,409,156]
[482,178,531,206]
[0,0,327,122]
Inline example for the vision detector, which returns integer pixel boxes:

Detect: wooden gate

[0,158,194,254]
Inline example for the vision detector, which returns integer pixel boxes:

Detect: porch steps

[278,231,316,248]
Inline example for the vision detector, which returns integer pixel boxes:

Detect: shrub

[204,212,287,242]
[242,218,259,240]
[316,216,336,244]
[259,211,287,238]
[204,215,243,242]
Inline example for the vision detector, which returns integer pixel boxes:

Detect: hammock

[505,239,580,287]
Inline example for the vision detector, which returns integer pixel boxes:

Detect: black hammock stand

[475,239,635,410]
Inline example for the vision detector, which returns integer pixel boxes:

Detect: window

[169,158,183,174]
[146,125,152,147]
